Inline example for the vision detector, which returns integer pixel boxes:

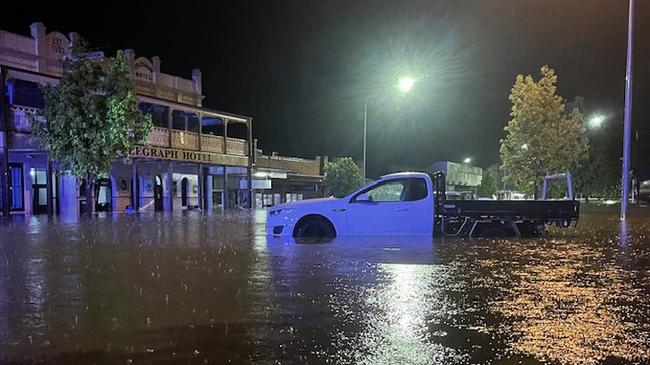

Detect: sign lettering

[130,145,248,166]
[134,57,153,81]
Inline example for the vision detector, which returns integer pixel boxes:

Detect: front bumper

[266,213,297,237]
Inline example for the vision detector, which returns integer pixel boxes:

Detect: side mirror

[356,193,371,202]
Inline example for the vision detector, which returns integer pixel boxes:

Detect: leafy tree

[324,157,363,198]
[574,137,620,199]
[476,171,497,198]
[31,36,152,213]
[500,66,589,198]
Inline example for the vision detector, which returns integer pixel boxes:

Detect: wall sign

[129,145,248,166]
[134,57,153,82]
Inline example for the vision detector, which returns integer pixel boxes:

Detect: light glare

[398,76,415,92]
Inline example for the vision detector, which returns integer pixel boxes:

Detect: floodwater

[0,207,649,364]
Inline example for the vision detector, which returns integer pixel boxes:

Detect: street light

[589,115,605,129]
[398,76,415,93]
[463,157,472,164]
[362,76,415,180]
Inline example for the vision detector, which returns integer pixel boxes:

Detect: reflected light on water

[0,207,648,364]
[488,241,650,364]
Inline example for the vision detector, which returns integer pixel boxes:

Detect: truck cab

[266,172,434,237]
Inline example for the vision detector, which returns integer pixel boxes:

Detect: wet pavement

[0,207,649,364]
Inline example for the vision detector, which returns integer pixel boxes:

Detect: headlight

[269,208,294,216]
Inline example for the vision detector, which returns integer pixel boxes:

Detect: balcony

[148,127,170,147]
[9,105,42,132]
[168,129,248,156]
[226,138,248,155]
[201,134,224,153]
[171,129,199,150]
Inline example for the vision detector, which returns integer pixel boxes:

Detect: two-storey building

[0,23,253,216]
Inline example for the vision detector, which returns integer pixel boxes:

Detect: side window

[8,79,44,108]
[406,178,428,201]
[355,179,408,202]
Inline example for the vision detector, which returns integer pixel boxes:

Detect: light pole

[362,76,414,181]
[621,0,634,219]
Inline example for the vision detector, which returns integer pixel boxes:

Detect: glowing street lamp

[589,115,605,129]
[397,76,415,93]
[463,157,472,164]
[362,76,415,180]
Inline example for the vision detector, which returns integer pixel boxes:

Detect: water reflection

[0,207,648,364]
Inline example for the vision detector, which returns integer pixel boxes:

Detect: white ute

[267,171,580,238]
[267,172,435,237]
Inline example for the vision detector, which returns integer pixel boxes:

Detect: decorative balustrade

[226,138,248,156]
[148,127,170,147]
[171,129,199,150]
[201,134,224,153]
[9,105,42,132]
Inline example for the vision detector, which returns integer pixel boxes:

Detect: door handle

[395,207,409,212]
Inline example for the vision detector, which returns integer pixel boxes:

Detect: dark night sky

[4,0,649,177]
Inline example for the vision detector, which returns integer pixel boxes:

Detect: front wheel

[294,216,336,238]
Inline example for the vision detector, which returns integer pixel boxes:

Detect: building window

[171,110,199,132]
[201,116,224,136]
[138,102,169,128]
[172,110,186,130]
[227,122,248,139]
[7,79,45,108]
[186,113,199,133]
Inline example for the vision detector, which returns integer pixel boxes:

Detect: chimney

[320,155,329,174]
[68,32,81,48]
[30,22,46,71]
[123,49,136,62]
[192,69,202,94]
[151,56,161,83]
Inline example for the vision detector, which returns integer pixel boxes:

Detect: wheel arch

[292,214,337,237]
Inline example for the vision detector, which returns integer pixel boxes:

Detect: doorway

[154,175,163,211]
[8,164,24,211]
[181,177,189,207]
[31,168,47,214]
[95,178,112,212]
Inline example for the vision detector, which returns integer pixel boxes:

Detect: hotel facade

[0,23,256,216]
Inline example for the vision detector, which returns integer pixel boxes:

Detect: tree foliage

[324,157,362,198]
[573,134,621,198]
[476,171,497,198]
[31,37,152,212]
[499,66,589,197]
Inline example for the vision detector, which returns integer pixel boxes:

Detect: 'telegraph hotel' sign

[130,145,248,166]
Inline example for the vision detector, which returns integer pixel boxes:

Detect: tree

[323,157,362,198]
[31,36,152,214]
[574,141,620,199]
[499,66,588,198]
[476,171,497,198]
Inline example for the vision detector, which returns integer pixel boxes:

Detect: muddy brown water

[0,206,649,364]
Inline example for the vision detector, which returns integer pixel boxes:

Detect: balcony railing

[148,127,170,147]
[171,129,199,150]
[226,138,248,155]
[201,134,224,153]
[9,105,42,132]
[168,129,247,155]
[7,106,249,158]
